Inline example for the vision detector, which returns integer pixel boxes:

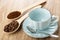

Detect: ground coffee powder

[4,21,19,32]
[7,11,21,19]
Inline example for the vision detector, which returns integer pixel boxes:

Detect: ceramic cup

[28,8,51,31]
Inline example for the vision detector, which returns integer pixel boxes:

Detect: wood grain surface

[0,0,60,40]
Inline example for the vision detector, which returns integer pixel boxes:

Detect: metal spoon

[27,26,59,38]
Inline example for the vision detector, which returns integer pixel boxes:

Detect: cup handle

[50,15,59,38]
[51,15,59,25]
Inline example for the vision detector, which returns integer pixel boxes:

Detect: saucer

[22,16,58,38]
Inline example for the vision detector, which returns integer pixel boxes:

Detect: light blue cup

[28,8,51,31]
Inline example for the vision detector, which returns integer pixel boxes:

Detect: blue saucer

[22,16,58,38]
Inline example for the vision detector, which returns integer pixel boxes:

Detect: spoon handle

[17,11,28,23]
[50,34,59,38]
[17,4,43,22]
[21,0,46,13]
[20,0,46,18]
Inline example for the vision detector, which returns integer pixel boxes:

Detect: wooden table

[0,0,60,40]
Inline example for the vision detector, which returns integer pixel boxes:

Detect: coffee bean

[4,21,19,32]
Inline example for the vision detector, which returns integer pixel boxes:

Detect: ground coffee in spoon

[7,11,21,19]
[4,21,19,32]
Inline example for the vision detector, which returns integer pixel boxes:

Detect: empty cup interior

[29,8,51,22]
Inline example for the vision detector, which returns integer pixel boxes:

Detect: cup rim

[28,8,52,22]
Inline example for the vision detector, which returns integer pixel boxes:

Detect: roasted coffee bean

[4,21,19,32]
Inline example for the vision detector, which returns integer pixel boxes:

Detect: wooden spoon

[7,0,46,20]
[4,1,47,33]
[4,5,42,34]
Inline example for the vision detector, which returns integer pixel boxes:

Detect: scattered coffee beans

[4,21,19,32]
[7,11,21,19]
